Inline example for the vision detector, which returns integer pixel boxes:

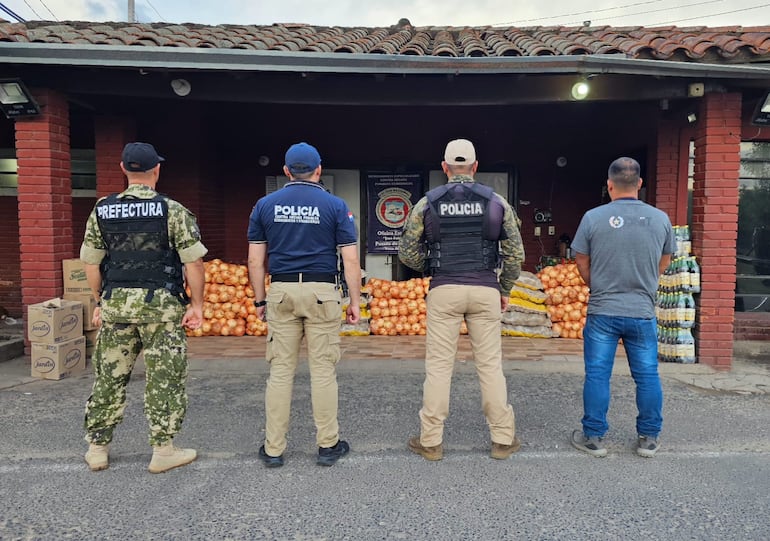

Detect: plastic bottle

[674,292,682,325]
[656,325,668,362]
[677,257,691,291]
[679,328,696,363]
[688,257,701,293]
[681,292,696,328]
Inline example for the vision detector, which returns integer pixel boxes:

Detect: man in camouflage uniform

[398,139,525,461]
[80,142,207,473]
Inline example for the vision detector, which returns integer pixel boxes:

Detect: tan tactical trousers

[264,281,342,456]
[419,284,516,447]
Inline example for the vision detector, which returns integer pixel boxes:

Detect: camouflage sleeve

[167,199,208,264]
[496,195,524,295]
[398,197,428,272]
[79,203,107,265]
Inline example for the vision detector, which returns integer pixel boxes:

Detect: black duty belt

[271,273,337,283]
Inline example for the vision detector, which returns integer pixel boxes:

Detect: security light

[170,78,192,97]
[571,81,590,100]
[0,79,40,119]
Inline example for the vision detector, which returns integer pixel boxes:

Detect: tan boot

[490,437,521,460]
[85,443,109,471]
[408,436,443,461]
[148,441,197,474]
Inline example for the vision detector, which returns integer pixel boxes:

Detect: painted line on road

[1,449,767,473]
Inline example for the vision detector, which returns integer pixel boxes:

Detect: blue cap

[122,142,165,172]
[285,142,321,174]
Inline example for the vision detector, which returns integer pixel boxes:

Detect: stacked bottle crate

[656,225,701,363]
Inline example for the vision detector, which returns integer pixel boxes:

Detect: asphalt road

[1,358,768,541]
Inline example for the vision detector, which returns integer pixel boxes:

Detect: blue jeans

[581,314,663,438]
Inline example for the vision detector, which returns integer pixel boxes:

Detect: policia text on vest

[437,202,484,216]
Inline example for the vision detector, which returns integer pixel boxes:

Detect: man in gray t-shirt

[569,157,674,459]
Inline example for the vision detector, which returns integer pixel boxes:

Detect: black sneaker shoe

[258,445,284,468]
[317,440,350,466]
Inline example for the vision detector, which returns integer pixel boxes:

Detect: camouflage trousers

[84,321,189,447]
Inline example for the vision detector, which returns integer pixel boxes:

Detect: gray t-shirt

[571,199,674,318]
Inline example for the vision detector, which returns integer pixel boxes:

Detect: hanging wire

[144,0,166,22]
[20,0,42,20]
[0,1,27,21]
[493,0,668,25]
[650,3,770,25]
[34,0,59,21]
[560,0,725,26]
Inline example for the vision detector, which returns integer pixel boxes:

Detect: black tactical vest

[425,182,499,275]
[95,193,187,304]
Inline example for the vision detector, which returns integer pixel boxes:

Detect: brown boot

[148,441,197,474]
[85,443,109,471]
[408,436,443,461]
[491,437,521,460]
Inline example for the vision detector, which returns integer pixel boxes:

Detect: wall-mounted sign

[751,91,770,126]
[366,172,422,254]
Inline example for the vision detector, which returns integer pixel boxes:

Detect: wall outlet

[534,226,541,237]
[548,226,556,235]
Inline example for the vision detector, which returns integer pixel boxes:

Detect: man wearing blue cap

[80,142,207,474]
[247,142,361,467]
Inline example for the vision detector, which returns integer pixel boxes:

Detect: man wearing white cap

[399,138,525,460]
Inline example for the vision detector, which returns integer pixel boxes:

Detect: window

[0,148,95,196]
[687,141,770,312]
[736,142,770,312]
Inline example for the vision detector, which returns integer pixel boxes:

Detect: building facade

[2,20,770,367]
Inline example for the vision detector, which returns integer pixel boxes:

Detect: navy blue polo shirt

[247,181,358,274]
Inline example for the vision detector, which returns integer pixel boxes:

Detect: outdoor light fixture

[571,80,590,100]
[0,79,40,119]
[170,78,191,97]
[751,91,770,126]
[687,112,698,124]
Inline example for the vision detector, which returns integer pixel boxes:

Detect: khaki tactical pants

[264,281,342,456]
[419,284,516,447]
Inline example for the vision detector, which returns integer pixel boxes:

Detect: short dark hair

[291,170,315,180]
[608,157,640,188]
[446,163,474,176]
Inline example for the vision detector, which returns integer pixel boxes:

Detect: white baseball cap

[444,139,477,165]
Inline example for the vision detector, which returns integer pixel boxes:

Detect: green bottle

[688,257,701,293]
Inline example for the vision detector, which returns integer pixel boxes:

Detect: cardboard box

[62,258,92,295]
[63,292,99,331]
[84,329,98,357]
[27,298,84,344]
[31,336,86,380]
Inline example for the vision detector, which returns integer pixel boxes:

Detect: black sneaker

[258,445,284,468]
[317,440,350,466]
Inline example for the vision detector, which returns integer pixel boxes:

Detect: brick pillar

[94,116,135,197]
[692,93,741,369]
[15,88,72,309]
[654,119,680,221]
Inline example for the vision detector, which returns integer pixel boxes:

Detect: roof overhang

[2,42,770,81]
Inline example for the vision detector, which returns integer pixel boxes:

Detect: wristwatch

[253,300,267,308]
